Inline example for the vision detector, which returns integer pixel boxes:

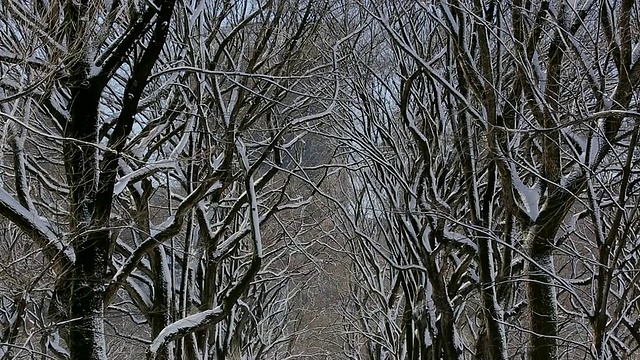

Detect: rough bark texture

[525,226,558,360]
[64,73,107,360]
[59,0,176,358]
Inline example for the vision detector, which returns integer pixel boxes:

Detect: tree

[0,0,340,359]
[332,0,640,359]
[3,0,640,359]
[1,0,178,357]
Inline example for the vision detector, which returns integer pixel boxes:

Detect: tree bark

[525,225,558,360]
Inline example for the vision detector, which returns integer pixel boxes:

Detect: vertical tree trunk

[65,73,106,360]
[477,237,508,360]
[68,287,107,360]
[424,247,461,360]
[68,232,109,360]
[525,226,557,360]
[149,246,175,360]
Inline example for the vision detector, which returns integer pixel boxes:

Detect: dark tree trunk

[64,67,107,360]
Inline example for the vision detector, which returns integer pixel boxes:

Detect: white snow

[509,163,540,221]
[567,128,600,165]
[113,160,177,196]
[150,215,175,237]
[236,139,263,259]
[130,122,169,157]
[453,329,463,353]
[586,136,600,165]
[148,307,223,358]
[443,228,477,251]
[424,280,438,340]
[563,212,581,235]
[127,277,153,309]
[0,187,75,262]
[91,314,108,360]
[117,159,144,195]
[170,118,193,160]
[48,92,70,120]
[438,1,459,34]
[423,329,432,347]
[45,331,70,358]
[147,0,160,11]
[415,224,430,254]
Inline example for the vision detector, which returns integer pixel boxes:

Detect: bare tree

[0,0,179,358]
[332,1,640,359]
[0,0,340,359]
[3,0,639,359]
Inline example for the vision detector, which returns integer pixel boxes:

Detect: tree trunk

[477,237,507,360]
[149,246,175,360]
[65,78,106,360]
[68,233,109,360]
[525,225,558,360]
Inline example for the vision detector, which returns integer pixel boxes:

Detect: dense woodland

[0,0,639,359]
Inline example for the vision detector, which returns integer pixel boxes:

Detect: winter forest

[0,0,639,359]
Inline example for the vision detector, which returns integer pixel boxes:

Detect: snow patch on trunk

[509,163,540,221]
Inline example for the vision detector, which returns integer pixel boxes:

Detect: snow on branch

[113,160,177,196]
[508,162,541,222]
[105,177,223,306]
[443,229,478,252]
[236,138,263,259]
[147,307,224,360]
[146,140,267,359]
[0,187,75,270]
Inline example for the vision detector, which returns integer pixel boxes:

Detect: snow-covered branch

[147,307,224,360]
[0,187,74,270]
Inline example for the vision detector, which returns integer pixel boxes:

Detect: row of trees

[334,1,640,359]
[0,0,639,359]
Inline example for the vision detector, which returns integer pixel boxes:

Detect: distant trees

[1,0,640,359]
[333,0,640,359]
